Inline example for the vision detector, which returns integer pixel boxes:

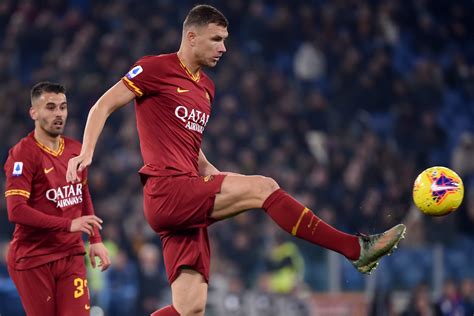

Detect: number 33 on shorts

[73,277,88,299]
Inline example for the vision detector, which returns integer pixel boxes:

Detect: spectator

[136,243,168,315]
[435,279,464,316]
[460,278,474,316]
[104,250,139,316]
[402,282,436,316]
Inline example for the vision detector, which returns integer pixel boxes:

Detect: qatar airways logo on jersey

[174,105,210,134]
[46,183,83,208]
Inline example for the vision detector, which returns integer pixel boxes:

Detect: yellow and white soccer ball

[413,166,464,216]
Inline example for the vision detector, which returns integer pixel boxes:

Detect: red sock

[151,305,180,316]
[262,189,360,260]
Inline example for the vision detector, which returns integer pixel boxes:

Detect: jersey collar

[33,134,65,157]
[177,53,201,82]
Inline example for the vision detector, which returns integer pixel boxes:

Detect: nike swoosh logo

[85,304,90,310]
[430,182,457,192]
[177,87,190,93]
[44,167,54,174]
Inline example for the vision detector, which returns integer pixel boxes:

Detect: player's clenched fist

[66,154,92,183]
[70,215,103,236]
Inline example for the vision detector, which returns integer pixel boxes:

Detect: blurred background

[0,0,473,315]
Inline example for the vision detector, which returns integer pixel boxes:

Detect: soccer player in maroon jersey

[66,5,406,316]
[4,82,111,316]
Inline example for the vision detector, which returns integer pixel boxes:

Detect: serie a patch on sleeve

[13,161,23,176]
[127,65,143,79]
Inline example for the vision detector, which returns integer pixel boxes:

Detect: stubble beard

[40,120,63,138]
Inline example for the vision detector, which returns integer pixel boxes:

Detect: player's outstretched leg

[213,176,407,275]
[262,188,406,274]
[261,188,362,260]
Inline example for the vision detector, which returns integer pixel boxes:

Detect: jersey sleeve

[4,146,35,200]
[121,56,164,97]
[6,195,71,231]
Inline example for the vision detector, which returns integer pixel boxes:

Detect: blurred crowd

[0,0,473,315]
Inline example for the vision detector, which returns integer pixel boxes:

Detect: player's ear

[186,29,198,47]
[29,106,37,120]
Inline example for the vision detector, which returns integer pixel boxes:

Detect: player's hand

[70,215,103,236]
[89,242,111,272]
[66,153,92,183]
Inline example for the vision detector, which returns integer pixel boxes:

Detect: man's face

[30,92,67,137]
[192,23,228,67]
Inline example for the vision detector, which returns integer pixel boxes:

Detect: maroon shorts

[8,255,90,316]
[143,174,226,284]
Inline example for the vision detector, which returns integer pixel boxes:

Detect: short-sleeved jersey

[4,132,91,270]
[121,53,215,177]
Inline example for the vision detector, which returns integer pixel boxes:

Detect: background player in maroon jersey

[4,82,111,316]
[66,5,406,316]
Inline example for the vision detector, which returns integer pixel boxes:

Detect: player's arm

[81,177,111,271]
[66,81,135,183]
[6,195,71,231]
[6,195,102,235]
[6,196,104,237]
[81,174,102,243]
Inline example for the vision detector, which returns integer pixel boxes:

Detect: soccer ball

[413,166,464,216]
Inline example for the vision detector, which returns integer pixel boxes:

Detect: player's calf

[171,269,208,316]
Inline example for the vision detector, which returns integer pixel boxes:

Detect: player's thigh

[171,268,208,316]
[212,175,279,219]
[55,255,90,316]
[144,175,225,231]
[7,265,56,316]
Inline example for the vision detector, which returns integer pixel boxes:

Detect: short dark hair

[31,81,66,101]
[183,4,228,29]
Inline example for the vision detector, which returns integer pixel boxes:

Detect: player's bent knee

[259,176,280,199]
[245,176,280,206]
[267,177,280,192]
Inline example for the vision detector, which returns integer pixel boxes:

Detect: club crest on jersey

[127,65,143,79]
[46,183,83,208]
[12,162,23,176]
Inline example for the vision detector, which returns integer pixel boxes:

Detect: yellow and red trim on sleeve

[122,77,144,97]
[5,189,30,199]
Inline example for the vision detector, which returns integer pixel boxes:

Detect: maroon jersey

[121,53,215,177]
[4,132,100,270]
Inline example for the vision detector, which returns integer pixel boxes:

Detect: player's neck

[177,50,200,76]
[34,129,61,151]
